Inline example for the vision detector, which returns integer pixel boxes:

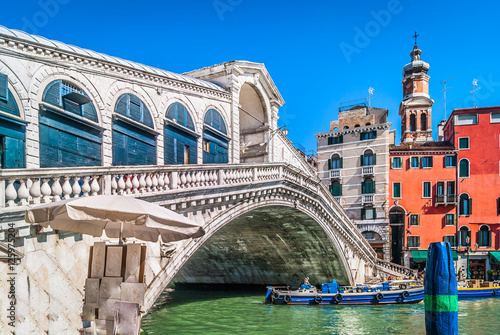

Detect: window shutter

[339,135,343,143]
[372,181,376,194]
[339,157,343,169]
[390,157,394,168]
[459,197,464,215]
[454,214,457,225]
[430,156,433,167]
[488,230,492,247]
[339,184,342,196]
[360,133,364,141]
[469,198,472,215]
[328,137,332,145]
[361,181,366,194]
[0,73,7,102]
[361,207,365,220]
[373,131,377,139]
[417,215,420,225]
[328,158,332,170]
[373,154,377,165]
[497,198,500,215]
[329,184,334,194]
[360,155,364,166]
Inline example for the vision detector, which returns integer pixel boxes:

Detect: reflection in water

[142,289,500,335]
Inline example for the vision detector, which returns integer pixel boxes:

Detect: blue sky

[1,0,500,152]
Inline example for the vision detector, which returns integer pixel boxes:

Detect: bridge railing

[375,258,417,278]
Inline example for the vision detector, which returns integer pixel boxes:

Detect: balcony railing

[329,169,341,179]
[435,194,457,207]
[362,194,374,205]
[362,166,374,176]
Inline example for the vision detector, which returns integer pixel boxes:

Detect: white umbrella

[25,195,204,243]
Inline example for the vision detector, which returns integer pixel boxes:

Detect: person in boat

[300,277,313,289]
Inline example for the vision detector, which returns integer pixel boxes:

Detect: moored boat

[457,281,500,299]
[265,280,424,305]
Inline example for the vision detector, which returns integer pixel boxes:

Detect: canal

[142,288,500,334]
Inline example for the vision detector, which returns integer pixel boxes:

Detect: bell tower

[399,33,434,143]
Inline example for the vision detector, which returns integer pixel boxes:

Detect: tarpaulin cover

[424,242,458,335]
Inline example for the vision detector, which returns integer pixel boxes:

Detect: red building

[443,106,500,279]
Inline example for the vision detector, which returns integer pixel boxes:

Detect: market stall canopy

[412,250,458,262]
[25,195,205,243]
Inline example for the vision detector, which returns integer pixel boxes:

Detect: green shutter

[0,74,8,102]
[360,155,364,166]
[372,181,376,193]
[373,153,377,165]
[329,184,334,194]
[417,157,421,168]
[390,157,394,168]
[430,156,433,167]
[340,157,343,168]
[469,198,472,215]
[328,137,332,145]
[373,131,377,139]
[328,158,332,170]
[361,181,366,194]
[361,208,365,220]
[339,135,343,143]
[2,137,24,168]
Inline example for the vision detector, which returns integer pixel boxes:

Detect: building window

[329,154,343,169]
[329,181,342,197]
[421,113,427,130]
[459,226,471,246]
[407,236,420,248]
[456,113,478,125]
[361,150,376,166]
[478,225,491,247]
[446,181,456,199]
[445,214,456,226]
[391,157,402,169]
[459,194,472,215]
[328,135,343,145]
[458,137,469,150]
[362,231,380,240]
[362,178,375,194]
[443,235,456,247]
[360,131,377,140]
[410,114,416,131]
[393,182,401,198]
[421,156,433,168]
[444,155,456,167]
[362,207,376,220]
[423,182,431,198]
[459,159,470,178]
[409,214,420,226]
[203,139,210,152]
[491,112,500,123]
[410,156,420,168]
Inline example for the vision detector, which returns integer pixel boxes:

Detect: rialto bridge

[0,26,413,334]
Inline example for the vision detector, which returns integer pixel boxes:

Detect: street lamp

[465,236,478,280]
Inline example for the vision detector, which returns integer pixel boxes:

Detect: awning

[489,251,500,265]
[411,250,458,262]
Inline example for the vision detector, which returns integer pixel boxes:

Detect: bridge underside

[173,206,350,287]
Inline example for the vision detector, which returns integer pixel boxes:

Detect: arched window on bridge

[40,79,102,167]
[0,73,25,168]
[164,102,198,165]
[112,93,156,166]
[203,109,229,164]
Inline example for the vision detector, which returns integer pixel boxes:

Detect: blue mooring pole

[424,242,458,335]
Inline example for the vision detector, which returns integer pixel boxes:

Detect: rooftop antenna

[441,76,454,119]
[367,87,374,108]
[471,79,481,107]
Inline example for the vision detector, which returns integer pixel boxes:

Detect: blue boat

[265,280,424,305]
[458,284,500,299]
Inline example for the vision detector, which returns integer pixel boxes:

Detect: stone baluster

[200,171,206,186]
[117,175,126,195]
[81,177,91,197]
[185,171,192,189]
[195,171,201,187]
[157,172,165,191]
[90,177,100,196]
[51,177,63,202]
[17,179,29,206]
[180,171,187,188]
[138,174,146,193]
[5,179,17,207]
[62,176,72,200]
[218,169,224,185]
[125,175,133,194]
[130,174,139,194]
[29,178,41,204]
[151,173,158,192]
[164,172,171,190]
[72,177,82,198]
[111,176,118,194]
[170,171,177,189]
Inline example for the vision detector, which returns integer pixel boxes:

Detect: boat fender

[402,291,410,298]
[285,295,292,303]
[334,293,343,302]
[356,287,363,293]
[273,292,280,300]
[375,293,384,301]
[314,296,322,303]
[399,284,407,290]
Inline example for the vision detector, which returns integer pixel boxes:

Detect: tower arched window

[478,225,491,247]
[420,113,427,130]
[203,109,229,164]
[459,159,470,178]
[0,73,25,168]
[164,102,197,165]
[459,194,472,216]
[112,93,156,166]
[459,226,471,246]
[40,79,101,167]
[410,114,416,131]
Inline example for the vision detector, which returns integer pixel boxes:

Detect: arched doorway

[389,206,405,265]
[238,83,267,163]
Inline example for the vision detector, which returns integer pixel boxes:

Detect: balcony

[329,169,341,179]
[435,194,457,207]
[362,166,374,177]
[362,194,374,205]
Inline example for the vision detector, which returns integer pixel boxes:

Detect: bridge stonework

[0,27,414,334]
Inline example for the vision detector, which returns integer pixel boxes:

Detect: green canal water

[142,289,500,334]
